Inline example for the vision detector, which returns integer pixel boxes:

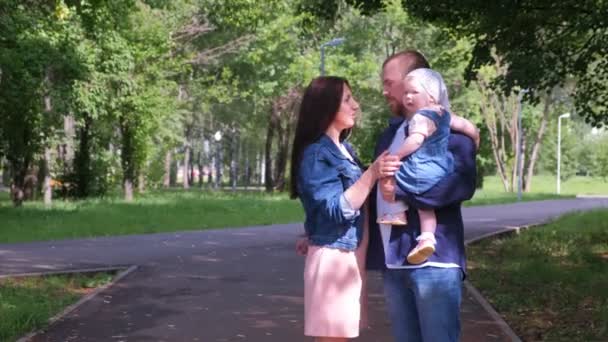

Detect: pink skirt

[303,237,368,338]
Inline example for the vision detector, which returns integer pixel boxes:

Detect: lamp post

[557,112,571,194]
[214,130,222,189]
[516,88,528,201]
[320,37,345,75]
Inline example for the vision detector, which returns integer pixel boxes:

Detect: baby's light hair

[404,68,451,112]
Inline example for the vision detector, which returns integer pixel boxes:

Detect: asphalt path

[2,198,607,341]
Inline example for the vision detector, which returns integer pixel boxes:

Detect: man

[366,50,477,341]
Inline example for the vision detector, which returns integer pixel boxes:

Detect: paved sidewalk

[1,198,607,341]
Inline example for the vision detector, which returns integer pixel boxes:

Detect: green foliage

[535,117,608,180]
[590,132,608,180]
[402,0,608,127]
[2,0,601,204]
[0,0,90,203]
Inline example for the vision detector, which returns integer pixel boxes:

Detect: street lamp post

[214,130,222,189]
[557,113,571,194]
[320,37,345,75]
[516,88,528,201]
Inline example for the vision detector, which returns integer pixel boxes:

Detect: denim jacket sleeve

[340,194,359,219]
[298,146,360,226]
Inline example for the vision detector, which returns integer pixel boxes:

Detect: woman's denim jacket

[297,134,363,251]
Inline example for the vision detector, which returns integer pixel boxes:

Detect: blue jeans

[382,267,463,342]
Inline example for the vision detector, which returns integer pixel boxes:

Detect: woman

[290,76,399,341]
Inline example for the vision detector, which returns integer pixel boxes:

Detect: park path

[1,198,607,341]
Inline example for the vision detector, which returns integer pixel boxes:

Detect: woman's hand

[295,236,309,256]
[380,177,396,202]
[370,151,401,180]
[379,176,396,201]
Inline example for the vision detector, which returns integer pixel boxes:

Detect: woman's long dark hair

[289,76,351,199]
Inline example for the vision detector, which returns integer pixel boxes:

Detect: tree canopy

[1,0,606,206]
[401,0,608,127]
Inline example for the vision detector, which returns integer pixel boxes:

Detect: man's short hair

[382,50,430,78]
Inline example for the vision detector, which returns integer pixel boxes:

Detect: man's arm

[396,132,477,209]
[450,115,480,150]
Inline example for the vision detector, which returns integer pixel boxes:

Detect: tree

[475,51,568,192]
[0,1,87,206]
[402,0,608,127]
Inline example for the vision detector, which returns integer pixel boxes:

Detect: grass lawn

[467,175,608,206]
[0,175,605,244]
[0,272,114,341]
[479,175,608,196]
[0,189,304,243]
[467,209,608,341]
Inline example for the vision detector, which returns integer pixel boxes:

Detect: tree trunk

[1,158,9,188]
[120,119,136,202]
[8,153,33,207]
[256,151,261,186]
[208,152,214,185]
[198,151,204,188]
[63,114,76,161]
[138,171,145,193]
[261,152,266,186]
[273,119,284,191]
[42,76,53,205]
[200,140,209,188]
[183,144,190,189]
[524,96,551,192]
[60,114,76,181]
[124,178,134,202]
[244,144,250,190]
[42,147,52,205]
[10,168,25,207]
[75,113,92,198]
[511,134,519,192]
[163,150,172,188]
[230,129,238,192]
[237,136,243,186]
[214,140,223,189]
[274,116,293,192]
[478,81,510,191]
[515,134,527,193]
[10,180,25,207]
[189,149,194,186]
[264,110,277,192]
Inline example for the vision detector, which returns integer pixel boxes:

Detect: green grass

[0,189,304,243]
[0,272,114,342]
[479,175,608,195]
[467,209,608,341]
[465,175,608,206]
[466,191,569,207]
[0,175,605,244]
[0,191,8,203]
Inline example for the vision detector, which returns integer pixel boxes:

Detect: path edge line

[15,264,138,342]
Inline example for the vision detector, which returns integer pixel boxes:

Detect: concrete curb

[465,225,532,245]
[0,265,134,279]
[576,194,608,199]
[463,224,541,342]
[15,265,138,342]
[463,281,523,342]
